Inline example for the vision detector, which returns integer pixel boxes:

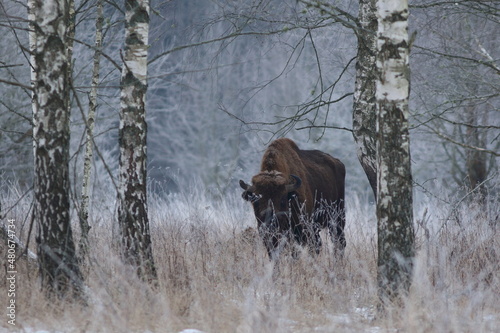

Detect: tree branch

[0,78,33,90]
[426,124,500,156]
[414,45,500,75]
[298,0,358,31]
[296,125,353,132]
[148,27,306,65]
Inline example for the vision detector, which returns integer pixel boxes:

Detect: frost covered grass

[1,184,499,332]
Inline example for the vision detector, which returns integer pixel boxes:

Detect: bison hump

[260,138,301,173]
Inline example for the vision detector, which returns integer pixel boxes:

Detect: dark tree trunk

[353,0,378,200]
[465,105,487,200]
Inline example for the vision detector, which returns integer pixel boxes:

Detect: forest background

[1,0,497,199]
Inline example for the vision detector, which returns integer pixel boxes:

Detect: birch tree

[375,0,415,303]
[353,0,378,199]
[118,0,157,283]
[29,0,84,297]
[78,0,104,260]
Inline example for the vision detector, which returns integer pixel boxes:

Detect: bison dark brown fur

[240,138,346,259]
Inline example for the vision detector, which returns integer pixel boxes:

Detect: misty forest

[0,0,499,332]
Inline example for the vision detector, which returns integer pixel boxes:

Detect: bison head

[240,171,302,257]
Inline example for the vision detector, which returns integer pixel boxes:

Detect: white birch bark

[79,0,104,259]
[375,0,415,303]
[30,0,83,297]
[118,0,157,282]
[353,0,378,199]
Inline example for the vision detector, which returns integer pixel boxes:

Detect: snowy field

[1,184,499,332]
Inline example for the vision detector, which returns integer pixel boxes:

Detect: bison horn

[285,174,302,192]
[240,180,257,201]
[239,180,250,190]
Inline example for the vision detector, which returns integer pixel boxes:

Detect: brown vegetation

[1,193,498,332]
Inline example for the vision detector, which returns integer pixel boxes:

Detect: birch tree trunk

[79,0,104,261]
[118,0,157,283]
[375,0,415,304]
[353,0,378,200]
[30,0,83,297]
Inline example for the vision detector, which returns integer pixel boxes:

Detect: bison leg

[293,221,322,256]
[259,225,289,260]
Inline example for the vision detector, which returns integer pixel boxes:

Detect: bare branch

[426,124,500,156]
[299,0,358,31]
[149,27,306,65]
[0,78,32,90]
[296,125,353,132]
[72,37,121,71]
[0,63,23,69]
[436,115,500,130]
[438,173,498,232]
[414,45,500,75]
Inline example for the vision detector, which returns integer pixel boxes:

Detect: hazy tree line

[0,0,498,305]
[1,1,497,196]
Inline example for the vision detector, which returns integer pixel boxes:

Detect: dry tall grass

[1,186,498,332]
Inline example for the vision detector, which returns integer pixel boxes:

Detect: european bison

[240,138,346,259]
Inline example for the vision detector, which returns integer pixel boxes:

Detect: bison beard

[240,138,346,259]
